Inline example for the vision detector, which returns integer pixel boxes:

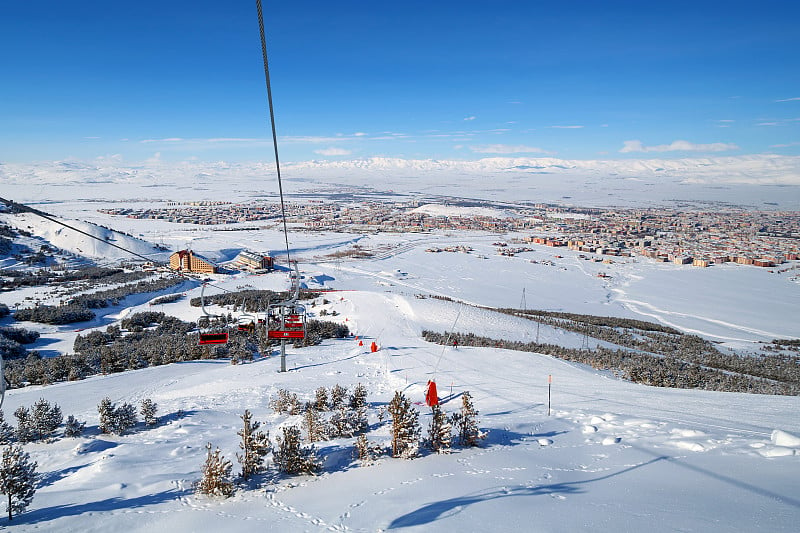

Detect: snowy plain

[0,162,799,531]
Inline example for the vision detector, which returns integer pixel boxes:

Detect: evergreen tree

[313,387,328,411]
[31,398,62,442]
[354,434,382,465]
[236,410,271,481]
[0,412,13,446]
[63,415,86,438]
[303,406,328,443]
[329,384,348,410]
[0,444,37,521]
[426,404,453,453]
[452,391,486,447]
[13,408,34,444]
[196,443,234,497]
[274,426,321,475]
[349,383,368,410]
[387,391,420,459]
[97,397,114,434]
[140,398,158,426]
[109,403,138,435]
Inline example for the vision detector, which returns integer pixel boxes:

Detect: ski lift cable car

[198,282,229,345]
[267,261,306,340]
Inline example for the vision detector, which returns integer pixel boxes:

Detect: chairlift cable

[0,197,249,301]
[256,0,292,267]
[433,303,463,378]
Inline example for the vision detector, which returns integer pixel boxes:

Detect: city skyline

[2,1,799,163]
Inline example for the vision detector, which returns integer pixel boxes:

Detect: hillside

[1,287,799,531]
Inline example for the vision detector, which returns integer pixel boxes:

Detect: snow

[0,184,798,531]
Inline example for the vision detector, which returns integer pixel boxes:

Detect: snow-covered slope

[1,212,167,263]
[2,270,799,531]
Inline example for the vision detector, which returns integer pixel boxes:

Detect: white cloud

[314,147,352,156]
[206,138,263,143]
[353,132,367,137]
[550,125,584,129]
[775,97,800,102]
[469,144,550,154]
[771,141,800,148]
[141,138,184,144]
[757,122,779,127]
[280,135,347,144]
[620,140,739,153]
[464,116,476,121]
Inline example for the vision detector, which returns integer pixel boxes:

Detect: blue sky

[1,0,799,163]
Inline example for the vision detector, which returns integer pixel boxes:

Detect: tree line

[422,330,800,395]
[3,311,350,391]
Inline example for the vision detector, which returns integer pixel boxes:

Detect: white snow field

[0,171,798,531]
[0,228,798,531]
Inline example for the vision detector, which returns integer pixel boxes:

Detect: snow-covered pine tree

[196,443,234,497]
[313,387,328,411]
[109,403,138,435]
[352,405,368,436]
[31,398,62,442]
[387,391,420,459]
[452,391,486,447]
[97,397,114,434]
[327,405,353,438]
[354,433,382,465]
[0,444,37,521]
[329,384,348,410]
[426,404,453,453]
[274,426,321,475]
[349,383,368,410]
[63,415,86,438]
[303,406,328,442]
[0,411,14,445]
[140,398,158,426]
[13,407,34,444]
[236,409,272,481]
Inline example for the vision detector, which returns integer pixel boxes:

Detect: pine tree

[109,403,138,435]
[97,397,114,434]
[354,434,382,465]
[387,391,420,459]
[31,398,62,442]
[0,412,13,445]
[274,426,321,475]
[236,410,272,481]
[349,383,368,410]
[329,384,348,410]
[13,408,34,444]
[196,443,234,497]
[0,444,37,521]
[426,404,453,453]
[452,391,486,447]
[140,398,158,426]
[63,415,86,438]
[303,406,328,443]
[313,387,328,411]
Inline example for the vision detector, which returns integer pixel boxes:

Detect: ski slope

[2,281,799,531]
